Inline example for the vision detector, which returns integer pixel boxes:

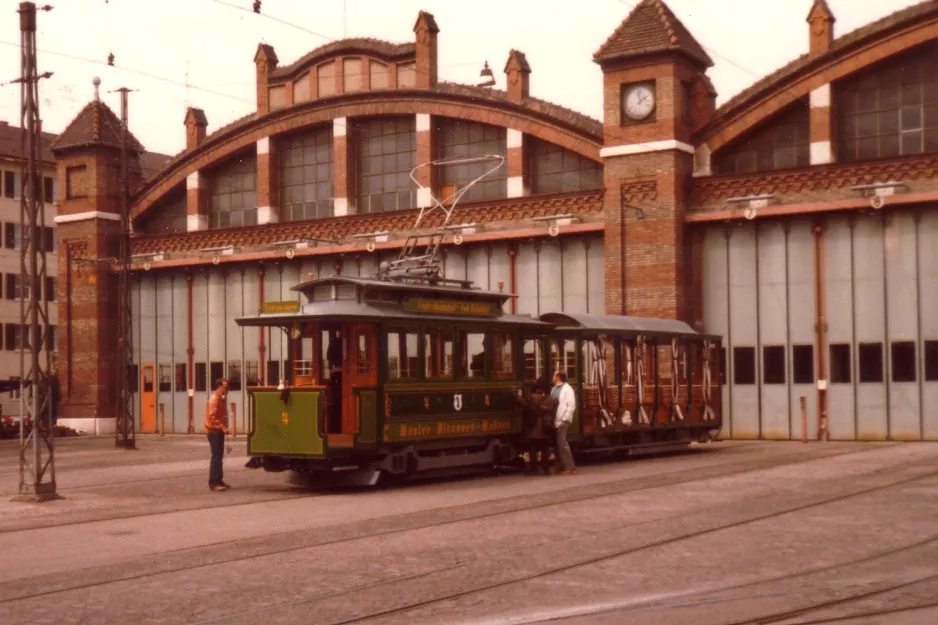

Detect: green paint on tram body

[249,389,324,456]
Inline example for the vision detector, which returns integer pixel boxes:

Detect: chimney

[807,0,835,58]
[413,11,439,88]
[504,50,531,103]
[184,107,208,150]
[254,43,279,114]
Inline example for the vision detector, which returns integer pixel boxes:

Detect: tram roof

[235,299,550,329]
[291,275,512,304]
[538,312,718,339]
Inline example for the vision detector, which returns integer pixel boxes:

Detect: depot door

[141,364,156,432]
[341,323,377,439]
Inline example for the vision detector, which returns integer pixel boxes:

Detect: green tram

[236,274,723,484]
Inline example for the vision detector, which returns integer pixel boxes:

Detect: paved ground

[0,435,936,624]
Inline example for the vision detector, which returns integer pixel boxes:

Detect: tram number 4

[281,411,290,426]
[453,394,463,411]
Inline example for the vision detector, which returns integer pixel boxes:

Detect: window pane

[462,331,486,379]
[491,331,515,378]
[762,346,785,385]
[792,344,814,385]
[891,341,916,383]
[733,346,756,385]
[925,341,938,382]
[858,343,883,383]
[387,330,419,379]
[424,328,454,379]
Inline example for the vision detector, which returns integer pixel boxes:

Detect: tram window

[424,328,454,379]
[762,346,785,384]
[925,341,938,382]
[387,330,419,379]
[158,365,172,392]
[491,332,515,378]
[858,343,884,383]
[354,333,370,375]
[792,345,814,384]
[227,362,242,391]
[522,338,544,382]
[891,341,916,383]
[829,344,851,383]
[549,339,577,380]
[732,346,756,385]
[195,363,207,392]
[267,360,281,385]
[175,363,187,392]
[461,331,486,379]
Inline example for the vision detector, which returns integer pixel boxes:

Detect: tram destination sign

[402,298,499,317]
[261,300,301,315]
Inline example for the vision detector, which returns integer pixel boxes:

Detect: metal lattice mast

[114,86,136,449]
[15,1,57,503]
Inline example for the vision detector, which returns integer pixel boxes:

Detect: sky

[0,0,925,157]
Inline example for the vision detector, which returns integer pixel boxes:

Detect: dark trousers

[555,422,575,471]
[525,438,552,472]
[207,430,225,486]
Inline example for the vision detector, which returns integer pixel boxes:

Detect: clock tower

[595,0,714,322]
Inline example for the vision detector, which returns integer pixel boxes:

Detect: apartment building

[0,120,58,418]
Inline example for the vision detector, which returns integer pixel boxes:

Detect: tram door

[335,323,377,445]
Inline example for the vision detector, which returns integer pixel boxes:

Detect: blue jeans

[207,430,225,487]
[554,422,575,471]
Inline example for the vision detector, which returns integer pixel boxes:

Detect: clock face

[624,84,655,121]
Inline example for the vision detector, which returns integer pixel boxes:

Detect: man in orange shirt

[205,378,231,492]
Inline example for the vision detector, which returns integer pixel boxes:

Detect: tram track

[0,443,897,605]
[739,573,938,625]
[289,464,938,625]
[0,441,851,537]
[778,602,938,625]
[5,446,932,625]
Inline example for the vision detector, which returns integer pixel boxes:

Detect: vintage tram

[235,272,723,484]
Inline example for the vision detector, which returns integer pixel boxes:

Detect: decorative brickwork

[131,190,603,255]
[693,152,938,205]
[620,179,658,205]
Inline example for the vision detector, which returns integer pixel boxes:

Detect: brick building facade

[52,1,938,440]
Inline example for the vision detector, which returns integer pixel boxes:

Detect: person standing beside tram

[551,370,577,475]
[205,378,231,492]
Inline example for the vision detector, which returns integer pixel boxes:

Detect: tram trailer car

[235,275,723,484]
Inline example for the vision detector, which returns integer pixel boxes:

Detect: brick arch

[699,16,938,155]
[132,93,602,220]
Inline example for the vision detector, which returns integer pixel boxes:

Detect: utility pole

[113,86,136,450]
[13,1,58,503]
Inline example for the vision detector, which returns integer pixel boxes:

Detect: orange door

[141,364,156,432]
[342,323,377,437]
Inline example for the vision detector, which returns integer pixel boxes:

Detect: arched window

[712,100,810,174]
[207,153,257,228]
[279,125,333,221]
[136,185,186,235]
[526,137,602,194]
[353,116,416,213]
[436,118,506,203]
[836,42,938,162]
